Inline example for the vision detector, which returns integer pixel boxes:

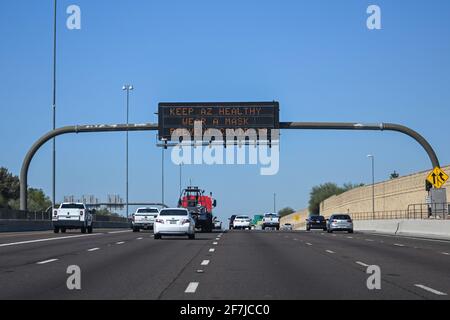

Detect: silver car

[327,214,354,233]
[281,223,293,231]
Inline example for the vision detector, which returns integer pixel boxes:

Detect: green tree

[9,188,52,212]
[94,208,121,217]
[308,182,363,215]
[278,207,295,217]
[0,167,20,208]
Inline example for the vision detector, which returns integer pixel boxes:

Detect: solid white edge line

[201,260,210,266]
[0,233,102,248]
[37,259,58,265]
[415,284,447,296]
[185,282,199,293]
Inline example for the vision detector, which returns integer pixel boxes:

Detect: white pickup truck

[262,213,280,230]
[52,202,93,234]
[131,207,160,232]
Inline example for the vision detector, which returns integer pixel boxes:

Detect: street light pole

[52,0,57,210]
[179,163,182,196]
[122,85,133,219]
[273,193,276,213]
[367,155,375,219]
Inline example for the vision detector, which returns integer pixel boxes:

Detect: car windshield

[159,210,188,216]
[236,216,249,219]
[310,216,325,220]
[265,214,278,218]
[60,204,84,209]
[136,208,159,214]
[332,215,351,220]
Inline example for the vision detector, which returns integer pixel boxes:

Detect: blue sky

[1,0,449,222]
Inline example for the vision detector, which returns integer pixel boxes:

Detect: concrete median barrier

[354,219,450,240]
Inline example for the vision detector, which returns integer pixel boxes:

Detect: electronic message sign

[158,102,280,141]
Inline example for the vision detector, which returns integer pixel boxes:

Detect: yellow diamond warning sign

[426,167,449,189]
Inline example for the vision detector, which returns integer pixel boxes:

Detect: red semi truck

[178,186,217,233]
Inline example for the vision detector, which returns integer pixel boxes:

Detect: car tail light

[53,210,57,216]
[80,211,84,216]
[333,220,338,223]
[155,219,164,224]
[181,218,190,224]
[348,219,353,223]
[131,214,135,221]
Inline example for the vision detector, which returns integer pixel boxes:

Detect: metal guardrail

[350,203,449,220]
[407,203,449,219]
[0,209,128,223]
[351,211,409,221]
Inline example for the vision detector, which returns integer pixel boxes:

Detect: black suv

[306,215,327,231]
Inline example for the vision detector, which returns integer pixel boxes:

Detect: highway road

[0,228,449,300]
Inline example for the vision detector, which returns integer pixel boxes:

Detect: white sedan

[154,208,196,240]
[233,215,252,230]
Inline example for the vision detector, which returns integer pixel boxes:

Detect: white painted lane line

[213,242,218,245]
[326,250,335,254]
[209,248,215,252]
[185,282,199,293]
[365,239,374,242]
[108,230,132,234]
[201,260,210,266]
[87,248,100,252]
[0,233,102,248]
[306,243,312,246]
[347,236,353,239]
[116,241,125,245]
[394,243,405,247]
[441,252,450,255]
[356,261,370,267]
[137,237,143,240]
[293,238,298,241]
[37,259,58,265]
[415,284,447,296]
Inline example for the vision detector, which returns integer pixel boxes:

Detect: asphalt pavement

[0,228,449,300]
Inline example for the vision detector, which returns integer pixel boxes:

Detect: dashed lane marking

[37,259,58,265]
[201,260,210,266]
[414,284,447,296]
[185,282,199,293]
[356,261,370,267]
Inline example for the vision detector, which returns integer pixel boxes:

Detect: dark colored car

[229,215,237,230]
[306,215,327,231]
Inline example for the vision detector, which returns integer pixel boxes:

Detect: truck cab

[53,202,93,234]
